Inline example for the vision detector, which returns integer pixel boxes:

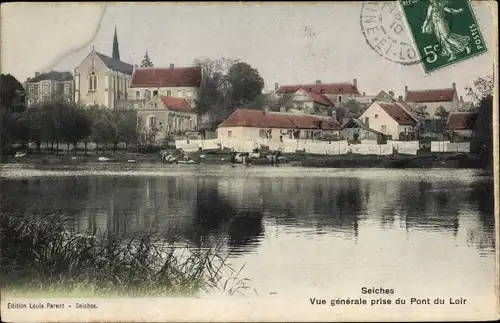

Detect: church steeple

[112,26,120,60]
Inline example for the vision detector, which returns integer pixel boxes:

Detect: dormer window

[89,71,97,91]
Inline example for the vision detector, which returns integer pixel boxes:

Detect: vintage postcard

[0,1,498,322]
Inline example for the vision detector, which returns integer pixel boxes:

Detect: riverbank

[1,149,486,169]
[0,211,249,297]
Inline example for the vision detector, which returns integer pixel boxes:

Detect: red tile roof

[161,96,193,113]
[130,67,201,88]
[379,103,418,126]
[446,112,478,130]
[218,109,341,130]
[299,89,334,107]
[405,88,456,103]
[276,83,360,95]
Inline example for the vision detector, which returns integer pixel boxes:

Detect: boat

[127,159,136,163]
[14,152,26,158]
[98,156,112,162]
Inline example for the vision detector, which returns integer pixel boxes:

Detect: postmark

[399,0,488,73]
[360,1,420,65]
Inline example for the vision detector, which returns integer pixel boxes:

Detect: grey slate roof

[95,52,134,75]
[28,71,73,83]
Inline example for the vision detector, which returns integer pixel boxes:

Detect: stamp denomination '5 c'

[399,0,488,73]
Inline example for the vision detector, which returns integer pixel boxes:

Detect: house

[74,28,134,109]
[340,118,385,142]
[404,83,461,119]
[217,108,341,143]
[24,71,73,106]
[137,93,198,142]
[359,101,419,140]
[128,64,201,110]
[445,112,478,140]
[278,88,334,116]
[275,79,360,109]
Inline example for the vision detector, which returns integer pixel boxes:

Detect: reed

[0,211,252,297]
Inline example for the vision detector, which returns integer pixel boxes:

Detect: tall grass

[0,211,252,297]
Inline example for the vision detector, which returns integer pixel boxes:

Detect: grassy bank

[0,211,250,298]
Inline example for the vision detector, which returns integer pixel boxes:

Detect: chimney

[134,64,138,69]
[362,92,366,96]
[404,85,408,95]
[274,82,279,91]
[398,95,403,101]
[452,82,456,89]
[352,78,357,88]
[35,72,40,77]
[316,80,321,84]
[169,63,174,69]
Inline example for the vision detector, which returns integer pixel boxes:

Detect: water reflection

[0,171,495,256]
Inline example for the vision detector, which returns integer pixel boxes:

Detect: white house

[359,101,419,140]
[74,29,134,109]
[217,109,341,143]
[137,94,198,142]
[128,64,201,109]
[404,83,461,119]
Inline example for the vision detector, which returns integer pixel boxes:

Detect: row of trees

[3,99,140,156]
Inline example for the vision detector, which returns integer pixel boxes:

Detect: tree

[466,75,493,170]
[59,103,91,155]
[193,57,239,114]
[1,74,25,160]
[227,62,264,108]
[434,105,450,134]
[465,75,493,105]
[140,50,154,68]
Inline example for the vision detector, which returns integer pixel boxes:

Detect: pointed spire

[112,26,120,61]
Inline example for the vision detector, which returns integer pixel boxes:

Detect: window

[166,90,171,96]
[177,90,183,97]
[364,117,369,124]
[136,91,140,99]
[374,114,378,119]
[186,90,192,97]
[153,103,157,109]
[259,129,266,138]
[64,84,70,94]
[27,99,34,107]
[144,90,151,100]
[89,71,97,91]
[153,90,158,96]
[228,131,232,137]
[149,116,156,128]
[338,96,342,102]
[29,86,34,95]
[43,83,49,94]
[381,125,387,133]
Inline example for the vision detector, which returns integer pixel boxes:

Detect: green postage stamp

[399,0,487,73]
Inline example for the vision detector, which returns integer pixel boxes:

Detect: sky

[1,2,496,99]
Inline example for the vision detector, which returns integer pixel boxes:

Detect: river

[0,164,495,305]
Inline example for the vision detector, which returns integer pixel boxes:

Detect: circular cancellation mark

[360,1,420,65]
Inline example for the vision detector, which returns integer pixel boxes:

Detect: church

[74,28,134,109]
